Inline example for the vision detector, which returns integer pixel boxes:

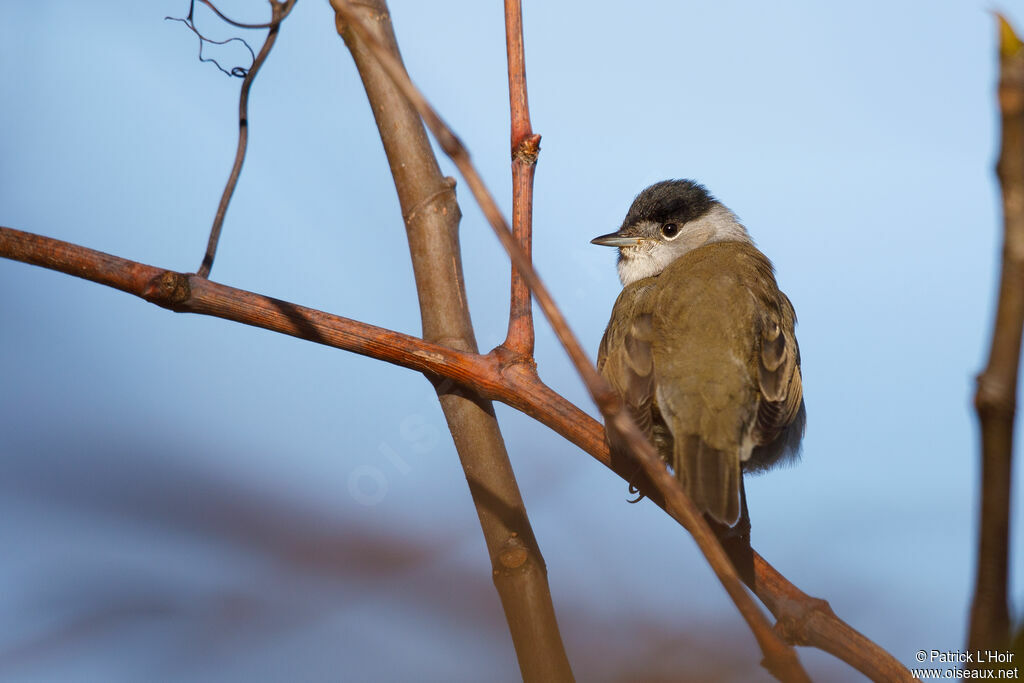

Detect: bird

[593,179,805,526]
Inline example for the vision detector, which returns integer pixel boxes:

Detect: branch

[968,13,1024,654]
[502,0,540,357]
[0,224,910,679]
[197,0,298,278]
[0,225,605,460]
[0,227,476,375]
[195,0,296,29]
[329,2,573,680]
[750,553,911,682]
[328,2,808,680]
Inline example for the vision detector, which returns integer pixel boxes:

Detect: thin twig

[164,13,255,78]
[968,13,1024,655]
[197,0,297,29]
[502,0,539,357]
[329,2,808,680]
[0,224,911,679]
[197,0,298,278]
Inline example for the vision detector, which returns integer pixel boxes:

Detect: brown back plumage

[597,241,805,525]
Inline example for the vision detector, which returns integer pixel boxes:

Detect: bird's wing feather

[752,292,804,450]
[597,283,659,443]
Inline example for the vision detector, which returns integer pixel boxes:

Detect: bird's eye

[661,223,680,239]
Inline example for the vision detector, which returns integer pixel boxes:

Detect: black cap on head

[621,179,716,229]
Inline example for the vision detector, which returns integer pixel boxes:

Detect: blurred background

[0,1,1019,680]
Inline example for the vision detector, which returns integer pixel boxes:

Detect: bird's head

[592,179,751,286]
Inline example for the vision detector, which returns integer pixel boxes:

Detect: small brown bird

[593,180,805,526]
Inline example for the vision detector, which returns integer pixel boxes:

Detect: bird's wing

[751,291,804,452]
[597,283,659,442]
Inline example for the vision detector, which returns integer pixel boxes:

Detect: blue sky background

[0,1,1020,680]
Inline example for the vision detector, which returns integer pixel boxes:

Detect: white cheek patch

[617,245,675,285]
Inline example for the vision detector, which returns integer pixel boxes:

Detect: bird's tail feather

[677,435,740,526]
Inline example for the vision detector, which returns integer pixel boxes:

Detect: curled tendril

[165,5,255,78]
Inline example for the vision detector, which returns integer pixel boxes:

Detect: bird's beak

[591,231,643,247]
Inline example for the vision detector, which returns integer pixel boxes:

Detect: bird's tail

[677,435,741,526]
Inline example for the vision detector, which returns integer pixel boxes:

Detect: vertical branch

[197,0,297,278]
[968,14,1024,654]
[502,0,540,357]
[329,2,573,680]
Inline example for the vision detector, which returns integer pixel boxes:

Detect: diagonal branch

[968,14,1024,655]
[197,0,298,278]
[0,224,910,680]
[750,553,911,682]
[328,2,808,680]
[0,225,602,464]
[0,227,474,374]
[502,0,540,357]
